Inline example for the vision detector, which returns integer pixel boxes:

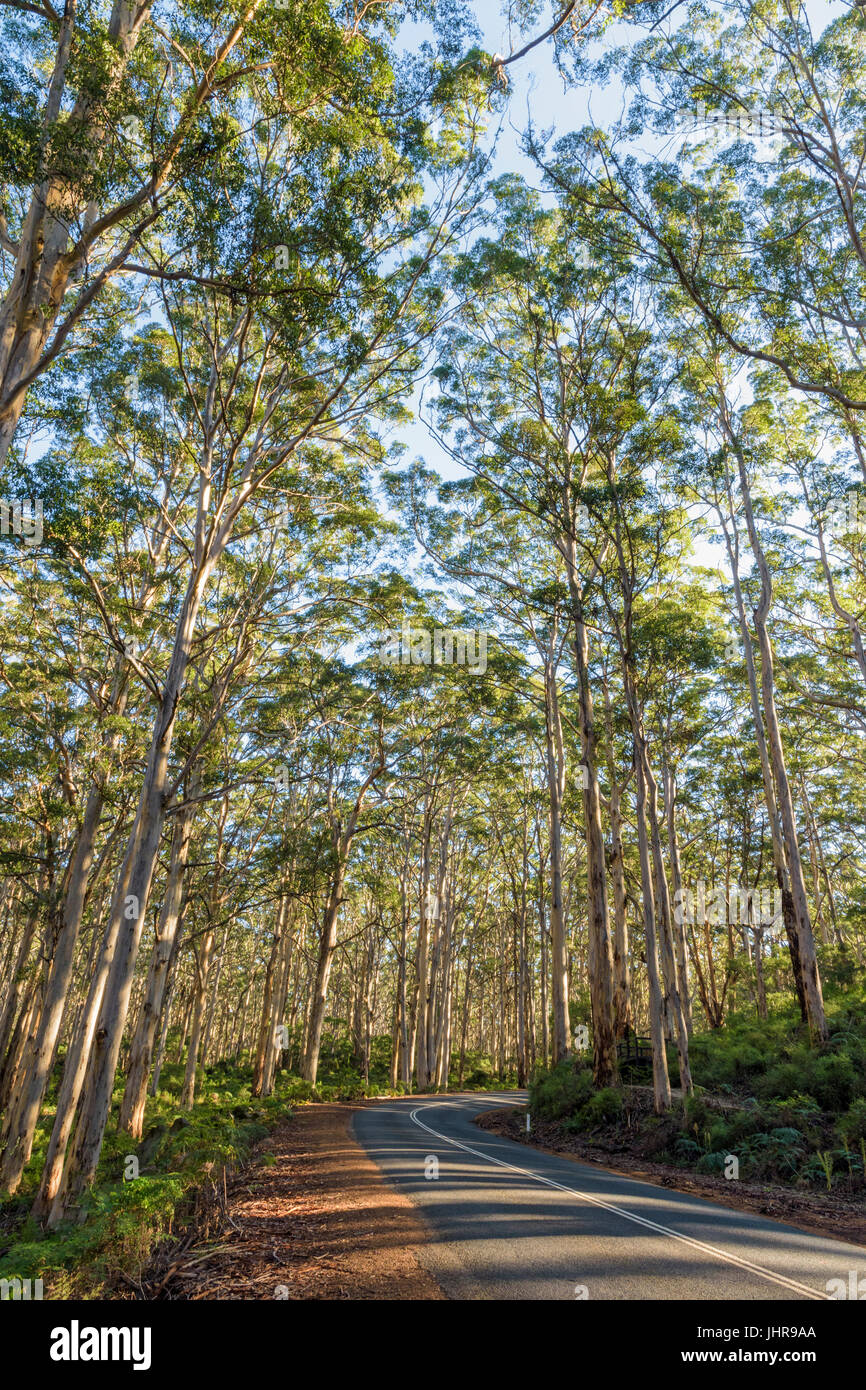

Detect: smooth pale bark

[253,896,293,1098]
[251,893,290,1096]
[0,899,39,1080]
[302,879,344,1087]
[457,933,474,1086]
[434,929,454,1090]
[543,642,571,1063]
[717,493,808,1020]
[632,747,672,1112]
[46,557,215,1219]
[662,757,692,1036]
[616,627,685,1101]
[180,789,230,1110]
[0,977,41,1113]
[536,837,550,1070]
[0,0,155,464]
[425,798,456,1088]
[798,775,833,946]
[302,762,383,1086]
[118,795,194,1137]
[31,860,133,1223]
[388,990,400,1090]
[200,922,231,1068]
[150,963,179,1096]
[46,364,270,1214]
[414,808,434,1090]
[0,0,268,465]
[16,663,162,1170]
[642,745,692,1095]
[180,924,217,1110]
[563,534,617,1086]
[601,678,631,1039]
[721,417,827,1040]
[0,880,23,1021]
[395,857,411,1087]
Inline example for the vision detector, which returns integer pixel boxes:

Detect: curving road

[352,1092,866,1301]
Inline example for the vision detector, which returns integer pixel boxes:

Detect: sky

[393,0,843,471]
[387,0,847,588]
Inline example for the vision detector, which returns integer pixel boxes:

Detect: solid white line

[409,1101,828,1301]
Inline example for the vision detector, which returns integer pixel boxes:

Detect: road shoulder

[474,1106,866,1248]
[141,1102,444,1300]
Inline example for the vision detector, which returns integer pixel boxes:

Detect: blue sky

[385,0,846,614]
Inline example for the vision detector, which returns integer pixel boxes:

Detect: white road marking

[409,1099,828,1300]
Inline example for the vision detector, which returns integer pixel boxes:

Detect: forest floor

[137,1102,444,1300]
[475,1107,866,1247]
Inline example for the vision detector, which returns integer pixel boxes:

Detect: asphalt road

[352,1091,866,1300]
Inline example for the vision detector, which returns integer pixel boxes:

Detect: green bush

[583,1087,623,1126]
[695,1151,729,1174]
[528,1062,593,1120]
[674,1136,703,1161]
[684,1094,713,1130]
[757,1061,805,1102]
[810,1054,856,1110]
[838,1097,866,1142]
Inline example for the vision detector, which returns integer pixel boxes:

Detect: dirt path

[141,1103,444,1300]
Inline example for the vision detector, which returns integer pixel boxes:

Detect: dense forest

[2,0,866,1296]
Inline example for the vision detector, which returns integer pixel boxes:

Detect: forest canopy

[1,0,866,1266]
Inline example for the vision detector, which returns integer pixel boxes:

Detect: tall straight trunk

[303,764,380,1085]
[721,419,827,1040]
[252,892,290,1096]
[425,906,442,1088]
[389,989,400,1090]
[415,812,433,1089]
[642,744,692,1095]
[632,745,672,1112]
[201,922,230,1067]
[752,901,768,1021]
[798,774,832,946]
[0,978,41,1112]
[537,851,549,1070]
[260,902,293,1097]
[458,936,474,1086]
[119,794,194,1136]
[31,854,134,1223]
[515,904,527,1087]
[564,537,617,1086]
[0,771,109,1190]
[0,898,39,1077]
[150,963,179,1096]
[0,880,24,1021]
[12,499,173,1174]
[46,560,212,1221]
[425,802,454,1088]
[602,677,631,1040]
[407,976,419,1085]
[662,757,692,1036]
[718,493,807,1020]
[180,923,216,1110]
[396,862,411,1087]
[543,643,570,1063]
[303,879,344,1087]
